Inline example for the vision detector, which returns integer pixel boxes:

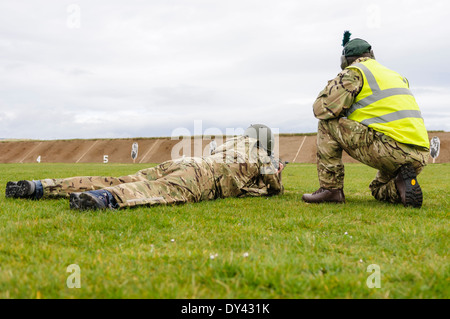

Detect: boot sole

[6,181,34,198]
[17,180,35,198]
[5,182,18,198]
[69,193,83,210]
[302,198,345,204]
[398,165,423,208]
[70,192,105,210]
[301,193,345,204]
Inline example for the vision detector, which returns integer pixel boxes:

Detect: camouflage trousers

[317,118,429,203]
[40,158,217,208]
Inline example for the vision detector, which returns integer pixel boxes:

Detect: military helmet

[244,124,275,155]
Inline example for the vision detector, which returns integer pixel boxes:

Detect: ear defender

[340,54,348,70]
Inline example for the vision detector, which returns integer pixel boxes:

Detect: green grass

[0,163,448,299]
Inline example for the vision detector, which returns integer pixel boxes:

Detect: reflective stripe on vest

[360,110,423,126]
[346,62,415,116]
[346,60,430,149]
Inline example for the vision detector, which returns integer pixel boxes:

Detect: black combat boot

[70,190,118,210]
[395,164,423,208]
[5,181,19,198]
[5,180,43,199]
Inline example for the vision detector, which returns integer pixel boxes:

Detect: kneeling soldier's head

[340,30,375,70]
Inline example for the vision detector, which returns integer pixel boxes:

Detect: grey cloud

[0,0,449,140]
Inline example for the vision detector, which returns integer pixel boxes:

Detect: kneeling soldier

[303,31,429,208]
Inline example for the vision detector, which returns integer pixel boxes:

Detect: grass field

[0,163,448,299]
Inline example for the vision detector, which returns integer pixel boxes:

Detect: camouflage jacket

[206,136,284,198]
[313,57,370,120]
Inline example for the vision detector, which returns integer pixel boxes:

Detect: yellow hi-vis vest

[346,59,430,149]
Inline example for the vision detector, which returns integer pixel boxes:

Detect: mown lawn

[0,163,448,299]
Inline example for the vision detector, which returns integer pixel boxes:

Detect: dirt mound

[0,132,448,164]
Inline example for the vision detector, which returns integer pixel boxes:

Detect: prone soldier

[6,124,284,210]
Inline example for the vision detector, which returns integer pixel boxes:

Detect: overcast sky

[0,0,449,140]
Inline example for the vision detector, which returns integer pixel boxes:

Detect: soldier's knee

[318,118,338,130]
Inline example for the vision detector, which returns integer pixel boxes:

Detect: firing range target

[131,142,139,161]
[430,137,440,159]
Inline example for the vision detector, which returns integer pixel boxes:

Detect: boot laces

[312,188,327,195]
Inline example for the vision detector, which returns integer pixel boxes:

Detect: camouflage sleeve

[239,154,284,197]
[262,171,284,195]
[313,68,363,119]
[260,156,284,196]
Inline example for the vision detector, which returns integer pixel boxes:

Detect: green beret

[343,38,372,57]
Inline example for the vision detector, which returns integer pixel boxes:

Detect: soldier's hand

[278,162,284,174]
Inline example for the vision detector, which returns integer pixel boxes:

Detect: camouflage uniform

[313,57,429,203]
[40,136,284,208]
